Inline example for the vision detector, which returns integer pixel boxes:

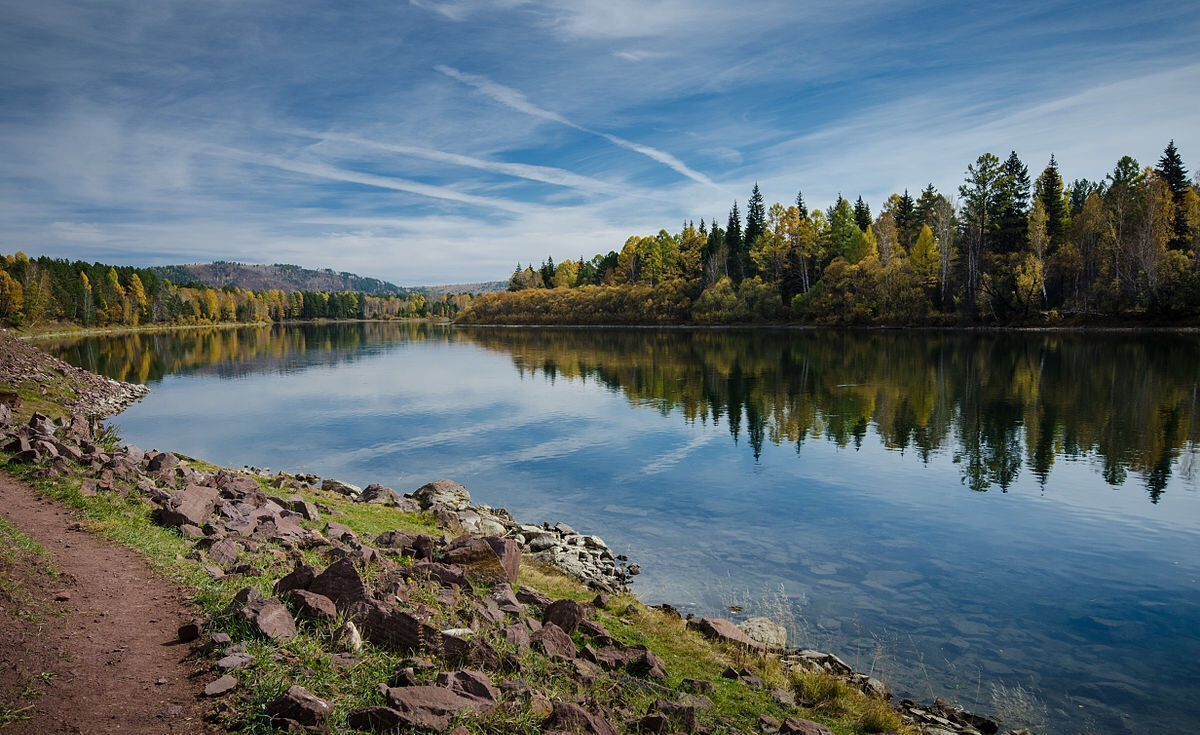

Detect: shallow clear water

[43,323,1200,734]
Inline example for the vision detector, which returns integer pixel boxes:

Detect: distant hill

[152,262,411,296]
[420,281,508,297]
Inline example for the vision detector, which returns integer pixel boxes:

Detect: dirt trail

[0,473,215,734]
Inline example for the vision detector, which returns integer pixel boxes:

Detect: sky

[1,1,1198,285]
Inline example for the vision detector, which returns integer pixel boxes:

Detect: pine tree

[893,189,918,248]
[853,196,871,231]
[725,202,743,282]
[915,184,939,227]
[1036,155,1068,254]
[795,190,806,214]
[994,151,1031,254]
[744,183,766,253]
[1156,140,1191,249]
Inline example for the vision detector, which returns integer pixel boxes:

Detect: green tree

[994,151,1031,254]
[959,152,1004,311]
[893,189,918,248]
[1036,155,1069,254]
[726,202,744,281]
[853,196,871,231]
[1155,140,1191,249]
[743,184,766,279]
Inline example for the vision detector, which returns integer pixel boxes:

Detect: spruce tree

[1156,140,1190,249]
[853,196,872,232]
[795,190,806,214]
[745,184,766,251]
[994,151,1031,254]
[1036,155,1068,254]
[915,184,940,226]
[893,189,917,248]
[725,202,743,282]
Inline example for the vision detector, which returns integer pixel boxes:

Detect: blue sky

[1,1,1197,285]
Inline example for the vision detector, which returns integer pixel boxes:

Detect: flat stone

[203,674,238,697]
[266,685,332,727]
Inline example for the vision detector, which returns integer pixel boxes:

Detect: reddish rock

[544,599,587,634]
[347,707,406,733]
[308,558,371,612]
[290,589,338,622]
[203,674,237,697]
[545,702,619,735]
[206,537,242,567]
[501,623,531,652]
[531,622,576,660]
[779,718,834,735]
[687,618,765,649]
[412,561,471,589]
[273,561,316,595]
[383,685,495,731]
[443,536,521,585]
[155,484,220,528]
[266,685,332,727]
[229,587,297,642]
[629,647,668,680]
[435,669,499,705]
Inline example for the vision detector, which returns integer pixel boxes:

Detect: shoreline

[0,331,1031,735]
[17,317,453,341]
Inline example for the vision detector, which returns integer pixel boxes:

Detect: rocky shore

[0,331,1031,735]
[0,329,147,417]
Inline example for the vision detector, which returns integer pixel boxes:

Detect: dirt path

[0,473,216,734]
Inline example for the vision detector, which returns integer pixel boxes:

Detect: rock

[443,536,520,585]
[629,648,668,680]
[177,619,203,642]
[412,561,472,589]
[360,483,403,505]
[592,593,612,609]
[771,687,796,708]
[411,479,472,511]
[203,674,238,697]
[216,651,254,671]
[266,685,332,727]
[651,699,697,733]
[339,621,363,652]
[347,707,407,733]
[739,617,787,649]
[383,685,495,731]
[545,702,618,735]
[543,599,587,634]
[287,496,320,521]
[207,537,242,567]
[274,561,316,595]
[435,669,499,705]
[229,588,297,642]
[531,622,576,660]
[688,618,764,649]
[308,558,371,612]
[147,452,180,475]
[779,718,834,735]
[155,484,220,528]
[321,478,362,497]
[760,715,782,732]
[290,589,338,622]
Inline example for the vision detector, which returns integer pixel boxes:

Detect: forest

[464,142,1200,325]
[0,254,473,328]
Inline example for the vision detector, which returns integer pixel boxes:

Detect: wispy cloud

[435,65,725,191]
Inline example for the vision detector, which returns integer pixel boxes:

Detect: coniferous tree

[994,151,1031,254]
[795,190,806,214]
[1156,140,1191,249]
[853,196,871,231]
[744,184,766,279]
[1036,155,1069,255]
[893,189,918,248]
[726,202,744,281]
[915,184,940,227]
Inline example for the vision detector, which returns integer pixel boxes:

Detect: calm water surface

[44,324,1200,735]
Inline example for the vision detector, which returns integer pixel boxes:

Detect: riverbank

[18,317,454,342]
[0,331,1031,735]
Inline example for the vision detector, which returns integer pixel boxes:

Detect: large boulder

[155,484,220,528]
[411,479,472,511]
[359,483,403,505]
[443,536,520,585]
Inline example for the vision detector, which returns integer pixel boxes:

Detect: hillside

[152,262,412,296]
[153,262,507,297]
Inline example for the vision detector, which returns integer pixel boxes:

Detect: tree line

[0,254,474,328]
[481,142,1200,324]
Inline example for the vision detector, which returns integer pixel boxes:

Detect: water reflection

[41,324,1200,734]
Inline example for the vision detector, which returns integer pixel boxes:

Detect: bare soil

[0,472,216,734]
